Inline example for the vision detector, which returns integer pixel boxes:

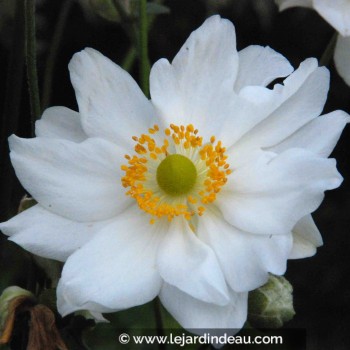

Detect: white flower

[0,15,348,333]
[276,0,350,85]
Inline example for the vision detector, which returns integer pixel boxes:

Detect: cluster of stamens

[121,123,231,224]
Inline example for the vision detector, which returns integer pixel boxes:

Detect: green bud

[248,275,295,328]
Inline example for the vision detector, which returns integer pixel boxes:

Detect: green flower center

[156,154,197,196]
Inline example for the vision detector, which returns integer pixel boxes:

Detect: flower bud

[248,275,295,328]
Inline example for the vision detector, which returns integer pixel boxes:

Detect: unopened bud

[248,275,295,328]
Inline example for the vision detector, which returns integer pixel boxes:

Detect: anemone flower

[1,15,348,334]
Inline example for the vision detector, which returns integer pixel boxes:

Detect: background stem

[122,45,137,71]
[138,0,150,97]
[153,298,166,350]
[320,32,338,67]
[25,0,41,134]
[41,0,73,110]
[0,0,25,222]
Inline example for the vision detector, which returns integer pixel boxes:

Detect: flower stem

[42,0,73,110]
[0,0,25,221]
[25,0,41,134]
[153,298,166,350]
[122,45,137,72]
[138,0,150,97]
[320,32,338,67]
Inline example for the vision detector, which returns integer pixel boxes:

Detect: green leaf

[89,0,123,22]
[146,3,170,15]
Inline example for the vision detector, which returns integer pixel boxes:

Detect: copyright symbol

[119,333,130,344]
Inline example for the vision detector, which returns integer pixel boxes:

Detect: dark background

[0,0,349,349]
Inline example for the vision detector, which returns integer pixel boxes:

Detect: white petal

[150,15,238,138]
[289,214,323,259]
[334,35,350,86]
[198,209,293,292]
[232,59,329,153]
[57,206,162,316]
[35,106,86,142]
[220,58,326,151]
[9,136,131,222]
[289,235,316,259]
[0,205,111,262]
[314,0,350,37]
[275,0,313,11]
[69,48,154,148]
[268,110,350,157]
[157,217,229,306]
[217,149,342,235]
[160,283,247,333]
[235,45,294,91]
[217,87,277,149]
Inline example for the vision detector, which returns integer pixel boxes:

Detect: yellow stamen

[121,123,231,223]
